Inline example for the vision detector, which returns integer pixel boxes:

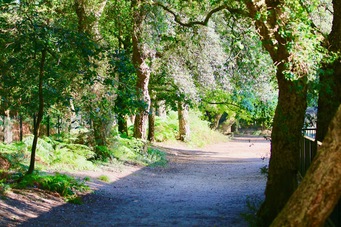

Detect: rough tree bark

[245,1,308,225]
[271,105,341,226]
[316,0,341,142]
[132,0,151,140]
[178,101,190,141]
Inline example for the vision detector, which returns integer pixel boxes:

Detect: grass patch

[98,175,110,182]
[153,110,227,148]
[187,111,227,147]
[107,137,168,167]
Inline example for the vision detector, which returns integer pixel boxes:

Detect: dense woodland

[0,0,340,226]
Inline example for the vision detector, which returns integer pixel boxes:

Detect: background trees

[1,0,339,225]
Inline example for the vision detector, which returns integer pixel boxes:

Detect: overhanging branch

[155,2,246,27]
[201,99,241,109]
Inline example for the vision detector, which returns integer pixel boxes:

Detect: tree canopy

[1,0,339,225]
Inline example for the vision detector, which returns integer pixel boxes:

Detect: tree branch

[155,2,246,27]
[201,99,241,109]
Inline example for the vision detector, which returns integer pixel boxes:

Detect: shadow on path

[8,137,270,226]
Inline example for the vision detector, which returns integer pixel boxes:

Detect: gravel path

[2,136,270,227]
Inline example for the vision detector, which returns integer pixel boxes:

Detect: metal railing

[299,133,321,178]
[299,129,340,226]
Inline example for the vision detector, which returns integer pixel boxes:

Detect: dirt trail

[1,136,270,227]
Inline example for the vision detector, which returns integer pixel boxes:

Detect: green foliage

[25,136,95,171]
[15,173,89,198]
[0,177,11,195]
[241,196,264,227]
[0,136,96,172]
[94,146,112,161]
[98,175,110,182]
[0,144,28,172]
[154,111,179,142]
[187,111,227,147]
[110,137,167,166]
[260,165,268,176]
[83,176,91,182]
[67,196,83,204]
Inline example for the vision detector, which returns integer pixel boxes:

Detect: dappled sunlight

[5,136,271,226]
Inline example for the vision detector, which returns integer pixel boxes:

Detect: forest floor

[0,136,270,227]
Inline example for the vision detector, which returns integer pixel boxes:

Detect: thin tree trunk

[27,48,46,175]
[271,105,341,227]
[148,100,155,142]
[47,115,50,137]
[57,115,61,134]
[19,115,23,141]
[178,101,190,141]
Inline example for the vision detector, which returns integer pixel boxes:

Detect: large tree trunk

[132,0,151,140]
[258,68,307,225]
[27,49,46,175]
[245,2,308,225]
[93,116,114,146]
[316,0,341,142]
[178,101,190,141]
[271,105,341,227]
[212,113,223,130]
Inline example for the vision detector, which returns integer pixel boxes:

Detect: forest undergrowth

[0,111,226,202]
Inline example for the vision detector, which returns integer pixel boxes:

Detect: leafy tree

[316,0,341,142]
[156,0,323,224]
[244,1,323,224]
[0,0,98,173]
[271,1,340,225]
[74,0,119,149]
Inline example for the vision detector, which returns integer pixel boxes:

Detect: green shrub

[20,135,96,171]
[0,179,11,195]
[98,175,110,182]
[67,196,83,204]
[15,173,89,198]
[187,111,227,147]
[153,110,227,147]
[154,112,179,142]
[100,137,167,166]
[0,142,28,171]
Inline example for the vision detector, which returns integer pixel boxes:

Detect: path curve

[16,136,270,226]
